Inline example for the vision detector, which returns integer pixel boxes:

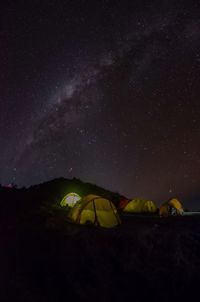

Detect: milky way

[1,1,200,208]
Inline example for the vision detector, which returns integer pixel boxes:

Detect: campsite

[1,178,200,302]
[2,1,200,301]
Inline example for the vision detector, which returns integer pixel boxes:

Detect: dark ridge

[0,177,125,208]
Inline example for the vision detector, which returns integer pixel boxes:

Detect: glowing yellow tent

[123,198,157,213]
[68,195,121,228]
[159,198,184,217]
[60,192,81,207]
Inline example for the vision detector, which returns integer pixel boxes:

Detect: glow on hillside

[60,192,81,207]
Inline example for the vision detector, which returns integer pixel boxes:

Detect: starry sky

[1,0,200,208]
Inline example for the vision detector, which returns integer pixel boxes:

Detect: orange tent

[159,198,184,217]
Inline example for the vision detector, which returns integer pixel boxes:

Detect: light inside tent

[60,192,81,207]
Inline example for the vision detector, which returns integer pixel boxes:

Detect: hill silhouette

[0,177,125,221]
[0,177,124,206]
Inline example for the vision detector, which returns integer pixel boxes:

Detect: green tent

[123,198,157,213]
[68,195,121,228]
[60,192,81,207]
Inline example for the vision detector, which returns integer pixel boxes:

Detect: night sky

[1,0,200,208]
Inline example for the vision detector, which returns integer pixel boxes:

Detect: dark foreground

[1,179,200,302]
[1,209,200,302]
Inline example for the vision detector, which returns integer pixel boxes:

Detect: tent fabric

[68,195,121,228]
[118,199,129,209]
[123,199,157,213]
[60,192,81,207]
[159,198,184,216]
[159,203,169,217]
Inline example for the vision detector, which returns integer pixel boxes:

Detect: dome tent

[68,195,121,228]
[60,192,81,207]
[159,198,184,217]
[122,198,157,213]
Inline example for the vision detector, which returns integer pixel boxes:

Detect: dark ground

[1,180,200,302]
